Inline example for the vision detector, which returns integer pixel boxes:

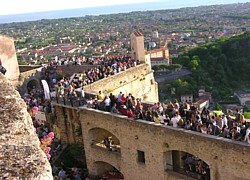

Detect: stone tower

[130,30,145,63]
[0,35,20,82]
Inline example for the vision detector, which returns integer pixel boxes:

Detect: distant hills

[173,31,250,100]
[1,1,250,23]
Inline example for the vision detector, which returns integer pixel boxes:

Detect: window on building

[137,150,145,164]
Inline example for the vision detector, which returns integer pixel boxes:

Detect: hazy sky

[0,0,249,15]
[0,0,158,15]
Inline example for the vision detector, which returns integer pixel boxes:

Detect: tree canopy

[173,31,250,100]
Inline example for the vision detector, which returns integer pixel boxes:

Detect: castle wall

[81,63,159,102]
[54,105,83,144]
[56,65,100,76]
[0,35,20,81]
[76,107,250,180]
[0,73,52,179]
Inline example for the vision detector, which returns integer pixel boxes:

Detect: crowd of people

[84,91,250,144]
[183,154,210,180]
[42,55,250,146]
[53,167,89,180]
[17,53,250,180]
[49,55,136,67]
[70,55,138,89]
[46,55,138,101]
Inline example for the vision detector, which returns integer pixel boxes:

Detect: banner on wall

[41,80,50,100]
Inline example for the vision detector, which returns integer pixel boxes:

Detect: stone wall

[74,107,250,180]
[18,66,44,94]
[52,103,250,180]
[81,63,159,102]
[0,73,52,179]
[54,105,83,145]
[19,65,43,73]
[57,65,100,76]
[0,35,20,81]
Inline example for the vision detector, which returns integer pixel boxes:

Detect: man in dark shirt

[231,127,242,141]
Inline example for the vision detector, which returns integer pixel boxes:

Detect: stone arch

[27,78,41,92]
[88,127,120,151]
[164,150,210,180]
[18,76,42,96]
[92,161,124,179]
[166,146,212,167]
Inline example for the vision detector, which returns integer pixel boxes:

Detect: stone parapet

[0,73,52,179]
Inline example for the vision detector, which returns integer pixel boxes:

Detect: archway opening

[88,128,121,152]
[27,79,40,93]
[164,150,210,180]
[93,161,124,180]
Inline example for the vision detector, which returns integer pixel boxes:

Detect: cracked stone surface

[0,73,53,179]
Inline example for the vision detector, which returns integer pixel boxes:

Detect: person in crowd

[80,87,86,105]
[227,110,235,130]
[111,103,119,113]
[117,92,123,108]
[58,168,66,180]
[97,90,104,101]
[120,104,127,116]
[103,95,111,112]
[244,126,250,144]
[171,111,180,128]
[231,127,242,141]
[221,125,230,138]
[127,108,134,118]
[235,109,245,125]
[201,123,208,134]
[152,110,160,124]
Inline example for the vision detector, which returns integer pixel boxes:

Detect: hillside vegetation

[172,31,250,100]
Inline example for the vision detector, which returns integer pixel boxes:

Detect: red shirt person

[127,108,134,118]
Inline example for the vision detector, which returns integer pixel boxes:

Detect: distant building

[198,87,212,101]
[193,87,212,110]
[148,41,156,50]
[234,91,250,105]
[181,94,193,103]
[130,30,145,63]
[152,30,159,39]
[194,98,210,111]
[146,48,170,66]
[224,104,243,113]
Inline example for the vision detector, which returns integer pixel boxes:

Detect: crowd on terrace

[50,54,137,67]
[82,91,250,144]
[45,53,250,144]
[22,85,90,179]
[19,54,139,179]
[18,53,250,179]
[48,55,138,91]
